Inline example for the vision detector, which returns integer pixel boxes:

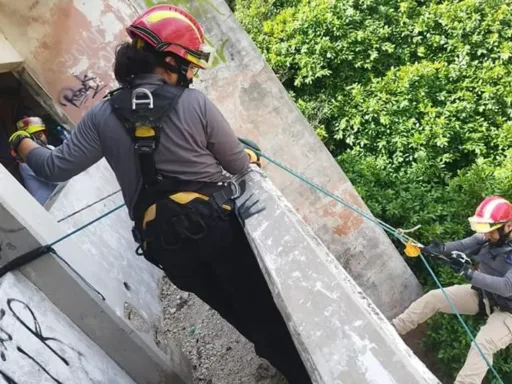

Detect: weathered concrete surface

[0,31,22,73]
[0,164,192,384]
[47,159,184,364]
[0,0,422,318]
[235,168,439,383]
[132,0,422,318]
[0,0,137,123]
[0,272,137,384]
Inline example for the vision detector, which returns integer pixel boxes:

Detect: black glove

[234,180,266,227]
[446,251,474,280]
[421,239,449,256]
[450,261,474,280]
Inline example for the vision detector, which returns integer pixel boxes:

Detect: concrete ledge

[0,32,23,73]
[235,168,440,383]
[0,165,192,384]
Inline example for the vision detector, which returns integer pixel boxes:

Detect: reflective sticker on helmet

[135,37,145,49]
[185,50,212,69]
[468,218,505,233]
[25,125,46,135]
[145,10,202,42]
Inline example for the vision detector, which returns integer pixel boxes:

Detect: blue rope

[418,254,504,383]
[57,189,122,223]
[46,202,126,301]
[49,203,125,248]
[255,149,504,383]
[37,148,505,382]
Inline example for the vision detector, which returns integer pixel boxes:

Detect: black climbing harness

[107,84,244,269]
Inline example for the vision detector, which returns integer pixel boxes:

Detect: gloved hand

[238,137,262,168]
[444,251,474,280]
[9,130,33,161]
[449,260,474,280]
[421,239,449,256]
[234,179,266,227]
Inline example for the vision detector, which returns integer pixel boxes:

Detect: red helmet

[127,5,214,69]
[468,196,512,233]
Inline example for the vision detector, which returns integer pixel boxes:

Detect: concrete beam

[0,272,137,383]
[0,164,192,384]
[0,31,22,73]
[235,168,440,384]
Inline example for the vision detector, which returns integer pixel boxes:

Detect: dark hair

[113,42,162,87]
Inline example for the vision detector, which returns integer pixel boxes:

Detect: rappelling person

[8,5,311,383]
[393,195,512,384]
[10,116,59,206]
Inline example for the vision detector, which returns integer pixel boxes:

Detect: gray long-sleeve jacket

[444,233,512,311]
[26,74,249,220]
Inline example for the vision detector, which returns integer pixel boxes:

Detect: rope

[50,203,125,247]
[57,189,122,223]
[1,202,126,301]
[46,203,126,301]
[255,148,504,384]
[5,143,504,380]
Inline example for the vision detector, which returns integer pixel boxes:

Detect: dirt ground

[160,277,288,384]
[160,276,452,384]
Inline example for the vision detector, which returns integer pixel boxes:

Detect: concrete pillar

[235,168,440,383]
[0,164,192,384]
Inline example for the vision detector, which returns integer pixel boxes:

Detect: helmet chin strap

[162,57,192,88]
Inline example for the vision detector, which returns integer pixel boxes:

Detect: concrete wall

[0,164,192,384]
[130,0,422,318]
[0,32,23,73]
[0,0,417,326]
[46,159,181,361]
[235,168,439,383]
[0,272,137,384]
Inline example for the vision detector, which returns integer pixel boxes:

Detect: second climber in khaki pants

[393,196,512,384]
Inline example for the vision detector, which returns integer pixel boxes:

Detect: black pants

[143,198,312,384]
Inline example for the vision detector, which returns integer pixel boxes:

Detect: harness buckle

[226,180,241,199]
[134,139,157,154]
[132,88,154,110]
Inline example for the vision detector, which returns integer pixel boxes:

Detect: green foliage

[237,0,512,380]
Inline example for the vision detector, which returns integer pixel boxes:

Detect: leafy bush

[236,0,512,381]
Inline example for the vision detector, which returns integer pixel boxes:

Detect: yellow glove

[9,130,33,161]
[239,137,263,168]
[244,148,262,168]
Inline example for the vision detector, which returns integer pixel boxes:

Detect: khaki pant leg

[454,310,512,384]
[392,284,479,334]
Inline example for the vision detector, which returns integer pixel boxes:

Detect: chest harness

[106,85,242,268]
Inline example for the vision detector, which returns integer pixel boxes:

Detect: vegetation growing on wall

[235,0,512,381]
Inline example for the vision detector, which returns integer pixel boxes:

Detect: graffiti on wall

[58,73,107,109]
[52,27,113,114]
[0,298,84,384]
[52,28,115,77]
